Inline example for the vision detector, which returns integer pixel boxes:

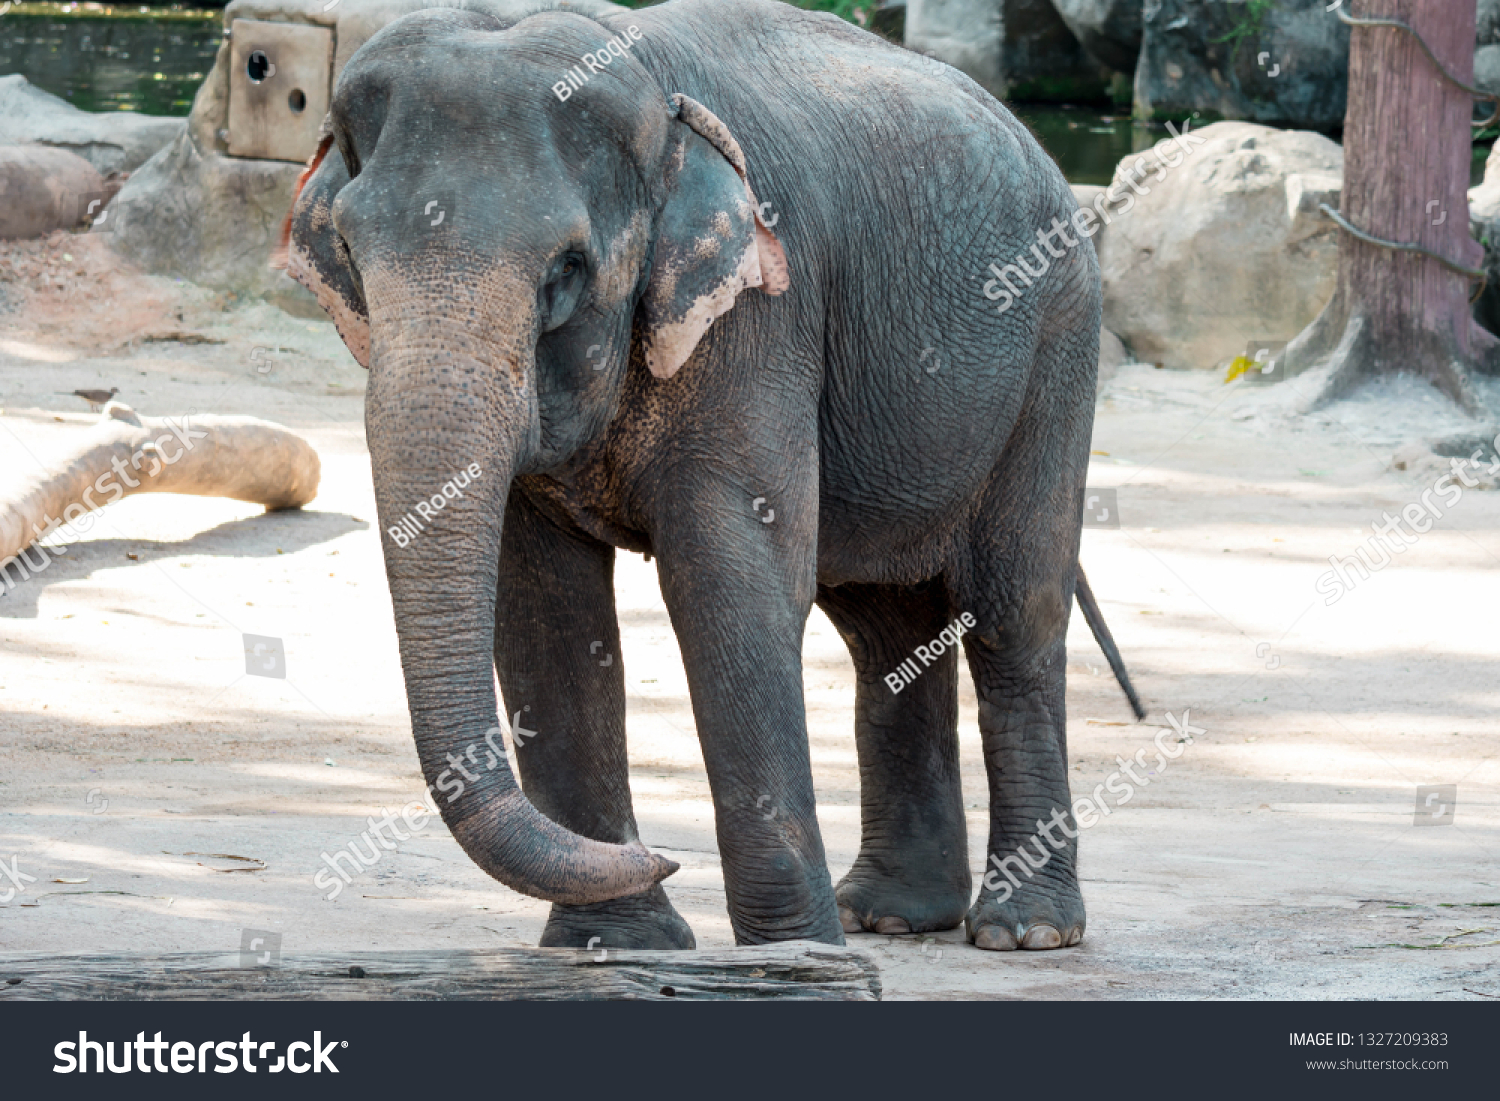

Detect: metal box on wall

[227,20,334,163]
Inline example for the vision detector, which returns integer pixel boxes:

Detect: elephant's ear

[272,122,372,368]
[639,94,789,380]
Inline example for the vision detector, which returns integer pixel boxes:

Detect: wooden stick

[0,943,882,1001]
[0,403,320,567]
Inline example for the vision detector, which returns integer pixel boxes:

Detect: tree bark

[0,944,882,1001]
[1284,0,1496,413]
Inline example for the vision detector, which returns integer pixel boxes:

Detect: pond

[0,3,222,116]
[1013,106,1150,186]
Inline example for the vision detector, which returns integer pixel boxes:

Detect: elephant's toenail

[838,906,863,934]
[1021,924,1063,950]
[973,926,1019,951]
[874,916,912,935]
[1066,926,1083,947]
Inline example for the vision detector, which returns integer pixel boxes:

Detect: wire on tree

[1336,8,1500,127]
[1318,204,1487,303]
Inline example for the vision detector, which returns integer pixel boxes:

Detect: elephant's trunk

[363,280,677,904]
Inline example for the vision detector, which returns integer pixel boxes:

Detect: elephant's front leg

[653,463,844,946]
[495,487,695,950]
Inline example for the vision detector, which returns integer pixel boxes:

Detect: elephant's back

[612,0,1099,582]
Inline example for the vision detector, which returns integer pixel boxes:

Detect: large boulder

[904,0,1110,102]
[1052,0,1142,74]
[1134,0,1350,129]
[0,76,184,176]
[1096,121,1343,370]
[0,145,109,240]
[107,0,623,310]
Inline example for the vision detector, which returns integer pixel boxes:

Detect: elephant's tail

[1075,567,1146,722]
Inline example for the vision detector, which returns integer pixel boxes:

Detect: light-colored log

[0,402,320,566]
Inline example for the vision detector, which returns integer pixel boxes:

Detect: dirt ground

[1,232,1497,999]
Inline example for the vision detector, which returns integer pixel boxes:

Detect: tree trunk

[1285,0,1496,413]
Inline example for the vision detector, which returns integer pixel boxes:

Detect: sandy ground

[1,232,1497,999]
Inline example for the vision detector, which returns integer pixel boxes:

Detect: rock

[1070,183,1106,207]
[1468,143,1500,336]
[108,0,624,308]
[1071,182,1108,248]
[904,0,1109,102]
[1476,45,1500,100]
[1097,326,1127,382]
[1469,1,1500,97]
[0,76,184,177]
[1052,0,1141,74]
[1481,0,1500,46]
[1392,430,1500,490]
[0,145,109,240]
[1096,121,1343,370]
[107,128,309,306]
[1134,0,1351,130]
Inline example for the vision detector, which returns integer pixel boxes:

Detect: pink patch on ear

[644,237,763,379]
[754,219,789,296]
[743,181,789,296]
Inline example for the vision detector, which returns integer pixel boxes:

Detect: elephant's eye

[540,251,588,332]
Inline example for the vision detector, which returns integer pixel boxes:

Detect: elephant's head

[274,8,786,905]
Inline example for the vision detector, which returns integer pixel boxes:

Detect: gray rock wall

[905,0,1111,102]
[1052,0,1141,74]
[1134,0,1351,130]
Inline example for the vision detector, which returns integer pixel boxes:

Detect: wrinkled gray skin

[285,0,1100,951]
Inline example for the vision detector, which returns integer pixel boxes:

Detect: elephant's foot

[538,884,696,950]
[964,872,1085,951]
[835,856,970,936]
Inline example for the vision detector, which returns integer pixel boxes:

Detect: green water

[0,6,221,116]
[1013,106,1151,186]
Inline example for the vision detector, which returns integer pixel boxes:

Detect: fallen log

[0,943,881,1001]
[0,402,320,565]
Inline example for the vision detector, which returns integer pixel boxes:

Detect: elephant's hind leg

[495,487,695,950]
[816,581,972,936]
[951,344,1092,952]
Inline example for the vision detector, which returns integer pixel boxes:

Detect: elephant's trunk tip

[638,846,680,883]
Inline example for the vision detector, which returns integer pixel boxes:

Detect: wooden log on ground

[0,943,881,1001]
[0,402,319,565]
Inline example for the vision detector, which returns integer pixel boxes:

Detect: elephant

[280,0,1119,952]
